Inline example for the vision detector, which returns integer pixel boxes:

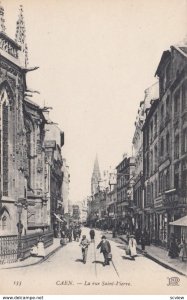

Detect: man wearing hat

[97,235,111,266]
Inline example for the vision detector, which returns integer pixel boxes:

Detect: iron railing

[0,235,18,264]
[0,230,53,264]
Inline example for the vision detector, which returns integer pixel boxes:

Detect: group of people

[79,229,139,265]
[168,235,187,261]
[60,225,82,244]
[79,231,112,266]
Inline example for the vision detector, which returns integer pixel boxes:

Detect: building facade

[0,5,32,236]
[142,43,187,247]
[116,156,135,232]
[0,5,67,262]
[62,159,70,215]
[143,99,160,243]
[132,82,159,233]
[44,120,64,236]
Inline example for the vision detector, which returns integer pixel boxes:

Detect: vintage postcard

[0,0,187,296]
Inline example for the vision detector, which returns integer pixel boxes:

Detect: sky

[3,0,187,203]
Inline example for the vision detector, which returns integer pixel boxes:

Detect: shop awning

[169,215,187,227]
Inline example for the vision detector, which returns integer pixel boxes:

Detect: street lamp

[16,203,23,259]
[15,198,27,260]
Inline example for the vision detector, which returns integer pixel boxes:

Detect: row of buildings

[0,5,70,261]
[87,40,187,248]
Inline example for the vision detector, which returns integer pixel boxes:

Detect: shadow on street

[75,259,83,263]
[92,260,103,265]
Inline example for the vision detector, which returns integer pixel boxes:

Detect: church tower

[91,155,101,195]
[15,5,28,68]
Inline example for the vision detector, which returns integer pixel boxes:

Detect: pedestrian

[79,235,90,264]
[78,227,82,239]
[168,236,179,258]
[97,235,111,266]
[135,229,141,244]
[75,228,80,242]
[37,237,45,259]
[89,228,95,242]
[60,230,66,246]
[68,228,73,242]
[73,228,77,241]
[112,227,116,238]
[30,244,38,256]
[128,234,137,260]
[179,239,187,261]
[140,231,146,252]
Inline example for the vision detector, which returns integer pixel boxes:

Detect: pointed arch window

[0,208,11,231]
[25,118,35,190]
[0,87,12,196]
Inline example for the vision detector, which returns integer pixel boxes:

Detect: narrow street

[0,228,186,294]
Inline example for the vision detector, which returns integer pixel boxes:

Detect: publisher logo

[167,277,180,286]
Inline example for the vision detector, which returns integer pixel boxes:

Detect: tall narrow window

[150,121,153,142]
[166,133,170,155]
[154,145,158,171]
[150,150,153,174]
[154,114,157,137]
[26,127,31,189]
[166,96,170,120]
[174,135,179,159]
[174,164,179,190]
[166,169,170,190]
[174,90,180,115]
[182,129,187,154]
[182,80,187,110]
[0,88,11,197]
[160,105,164,124]
[181,167,187,196]
[160,137,164,156]
[2,101,8,196]
[155,179,157,197]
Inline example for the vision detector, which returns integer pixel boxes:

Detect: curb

[1,245,62,270]
[119,236,187,277]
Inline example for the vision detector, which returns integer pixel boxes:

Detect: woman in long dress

[37,237,45,258]
[128,235,137,260]
[179,239,187,261]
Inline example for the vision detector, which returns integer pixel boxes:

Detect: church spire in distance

[93,154,100,176]
[15,5,28,67]
[91,154,101,195]
[0,2,6,32]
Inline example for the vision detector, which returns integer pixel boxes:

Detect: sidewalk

[0,238,62,270]
[119,234,187,277]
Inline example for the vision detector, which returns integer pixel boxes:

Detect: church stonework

[0,3,65,256]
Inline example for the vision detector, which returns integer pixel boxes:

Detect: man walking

[79,235,90,264]
[89,228,95,242]
[97,235,111,266]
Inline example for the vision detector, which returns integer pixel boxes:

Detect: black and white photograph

[0,0,187,296]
